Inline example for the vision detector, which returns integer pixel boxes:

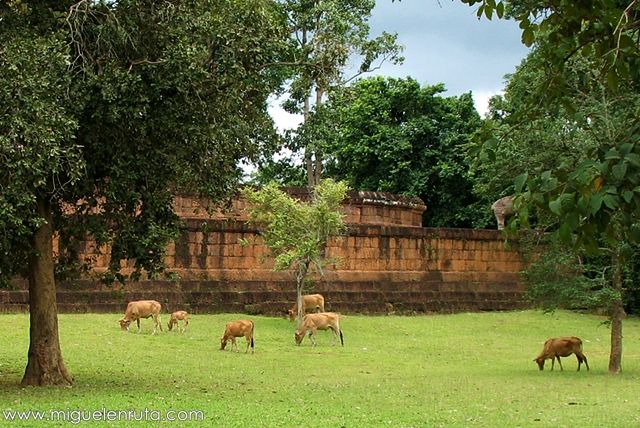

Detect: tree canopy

[0,0,289,385]
[316,76,483,227]
[462,0,640,373]
[272,0,403,186]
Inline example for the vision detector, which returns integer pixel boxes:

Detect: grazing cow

[118,300,163,335]
[167,310,189,333]
[295,312,343,347]
[220,320,255,353]
[534,336,589,371]
[491,195,514,230]
[288,294,326,322]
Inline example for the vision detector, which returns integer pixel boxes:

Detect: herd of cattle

[117,293,343,353]
[117,294,587,371]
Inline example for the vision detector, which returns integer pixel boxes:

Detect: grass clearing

[1,310,639,427]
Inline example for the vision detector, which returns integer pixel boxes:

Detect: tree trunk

[313,86,324,186]
[608,248,624,374]
[295,261,309,329]
[303,95,315,189]
[21,196,73,386]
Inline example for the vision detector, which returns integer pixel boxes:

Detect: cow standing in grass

[167,310,189,333]
[295,312,343,347]
[534,336,589,371]
[118,300,163,335]
[220,320,255,353]
[287,294,325,322]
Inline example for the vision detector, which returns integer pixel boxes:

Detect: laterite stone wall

[1,190,528,314]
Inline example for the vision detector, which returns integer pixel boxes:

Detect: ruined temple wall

[1,192,528,314]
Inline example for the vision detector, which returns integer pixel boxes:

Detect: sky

[269,0,531,131]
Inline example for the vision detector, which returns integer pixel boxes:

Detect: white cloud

[472,90,501,118]
[267,1,527,133]
[267,95,303,133]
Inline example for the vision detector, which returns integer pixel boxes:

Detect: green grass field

[1,310,639,427]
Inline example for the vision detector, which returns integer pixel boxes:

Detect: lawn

[1,310,639,427]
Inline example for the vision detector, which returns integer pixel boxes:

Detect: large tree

[461,0,640,373]
[271,0,403,187]
[319,76,483,227]
[0,0,287,386]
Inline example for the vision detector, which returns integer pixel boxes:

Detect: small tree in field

[243,179,348,326]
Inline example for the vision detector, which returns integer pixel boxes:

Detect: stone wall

[0,191,528,314]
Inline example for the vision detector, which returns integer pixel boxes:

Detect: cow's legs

[329,326,339,345]
[576,353,589,371]
[231,337,238,352]
[151,315,157,335]
[136,319,141,333]
[556,356,564,371]
[245,334,251,353]
[310,328,317,347]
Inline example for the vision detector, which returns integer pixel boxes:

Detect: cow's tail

[250,320,255,350]
[339,329,344,346]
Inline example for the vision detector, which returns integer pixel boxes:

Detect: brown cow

[491,195,514,230]
[220,320,255,353]
[118,300,163,334]
[288,294,326,322]
[534,336,589,371]
[167,310,189,333]
[295,312,343,347]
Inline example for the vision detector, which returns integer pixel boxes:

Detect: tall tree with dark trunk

[274,0,402,188]
[461,0,640,373]
[0,0,288,386]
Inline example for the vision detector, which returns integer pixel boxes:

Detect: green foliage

[276,0,404,186]
[282,0,403,113]
[243,179,348,274]
[0,11,81,282]
[464,0,640,371]
[317,76,483,227]
[469,55,600,197]
[463,1,640,246]
[248,156,308,187]
[523,237,620,312]
[0,0,289,284]
[465,0,640,260]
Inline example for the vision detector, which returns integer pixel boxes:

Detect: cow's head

[294,330,304,345]
[119,319,131,331]
[287,309,296,322]
[534,357,545,370]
